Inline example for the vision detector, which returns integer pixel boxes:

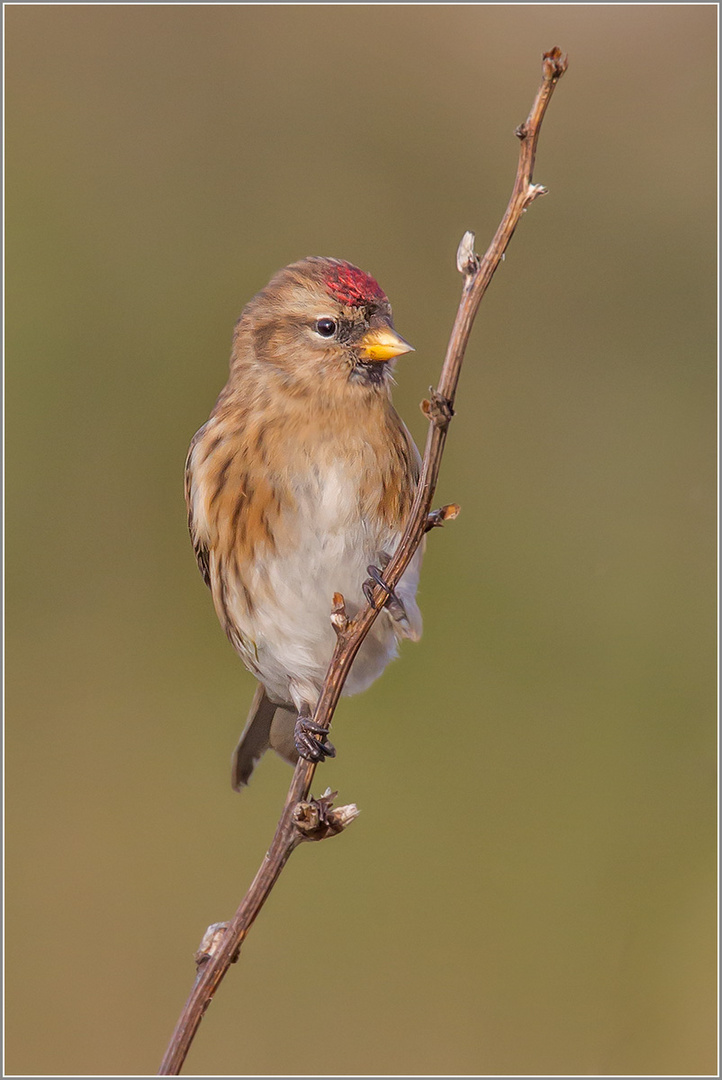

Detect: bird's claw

[363,563,396,610]
[363,560,409,625]
[294,716,336,763]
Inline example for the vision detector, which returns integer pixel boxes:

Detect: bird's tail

[231,682,298,790]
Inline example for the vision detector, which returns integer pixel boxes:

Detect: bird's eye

[315,318,337,338]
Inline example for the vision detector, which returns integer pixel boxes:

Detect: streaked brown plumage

[185,257,423,787]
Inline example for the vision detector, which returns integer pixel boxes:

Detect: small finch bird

[185,257,423,789]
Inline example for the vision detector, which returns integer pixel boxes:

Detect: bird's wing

[184,424,212,588]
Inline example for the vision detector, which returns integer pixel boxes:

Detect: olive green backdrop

[5,5,717,1077]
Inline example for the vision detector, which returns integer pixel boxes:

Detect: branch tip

[426,503,461,532]
[456,230,480,276]
[293,789,360,841]
[329,803,361,830]
[330,592,349,635]
[526,183,549,204]
[421,389,455,430]
[542,46,568,81]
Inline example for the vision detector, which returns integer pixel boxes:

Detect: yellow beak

[358,326,415,363]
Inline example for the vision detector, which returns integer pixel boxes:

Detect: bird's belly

[239,519,400,709]
[219,459,421,712]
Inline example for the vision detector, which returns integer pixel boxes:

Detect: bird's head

[233,257,414,398]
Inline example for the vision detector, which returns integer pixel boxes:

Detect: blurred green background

[5,5,716,1077]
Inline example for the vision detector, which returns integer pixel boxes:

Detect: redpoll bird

[185,257,423,789]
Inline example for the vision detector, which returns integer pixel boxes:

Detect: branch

[158,45,567,1076]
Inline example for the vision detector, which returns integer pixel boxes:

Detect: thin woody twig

[159,46,567,1076]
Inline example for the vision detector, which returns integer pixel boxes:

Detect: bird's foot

[363,557,408,624]
[363,559,395,609]
[294,716,336,764]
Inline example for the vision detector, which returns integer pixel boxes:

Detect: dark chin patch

[351,360,387,386]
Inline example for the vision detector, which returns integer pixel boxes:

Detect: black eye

[315,318,337,338]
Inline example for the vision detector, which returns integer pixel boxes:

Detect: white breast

[232,460,421,712]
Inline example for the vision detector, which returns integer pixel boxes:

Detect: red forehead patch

[325,263,387,308]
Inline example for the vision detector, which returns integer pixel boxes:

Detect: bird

[184,256,423,789]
